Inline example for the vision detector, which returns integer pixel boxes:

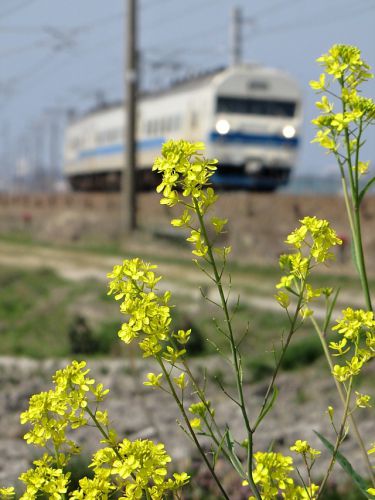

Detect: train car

[63,64,302,191]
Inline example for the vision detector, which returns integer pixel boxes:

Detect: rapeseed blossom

[14,361,189,499]
[20,361,108,451]
[0,487,15,498]
[108,258,190,368]
[330,308,375,382]
[72,439,189,499]
[275,216,341,317]
[152,140,230,259]
[310,45,375,163]
[248,451,319,500]
[19,454,70,500]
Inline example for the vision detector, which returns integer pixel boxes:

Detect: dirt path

[0,240,367,322]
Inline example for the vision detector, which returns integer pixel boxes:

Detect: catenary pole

[122,0,137,233]
[230,6,242,66]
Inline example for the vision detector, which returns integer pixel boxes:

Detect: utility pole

[48,116,59,186]
[230,6,242,66]
[229,6,254,67]
[122,0,138,233]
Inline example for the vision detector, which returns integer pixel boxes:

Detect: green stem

[340,141,372,311]
[317,377,354,498]
[181,360,244,476]
[157,357,231,500]
[255,272,308,430]
[353,207,372,310]
[341,90,372,311]
[311,317,375,486]
[53,444,67,500]
[193,198,261,500]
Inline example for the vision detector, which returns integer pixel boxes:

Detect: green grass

[0,266,121,358]
[0,259,339,370]
[0,235,367,366]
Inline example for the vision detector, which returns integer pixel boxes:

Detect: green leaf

[254,387,278,431]
[224,427,246,478]
[350,239,361,276]
[359,176,375,205]
[314,431,374,498]
[323,288,340,333]
[213,430,228,468]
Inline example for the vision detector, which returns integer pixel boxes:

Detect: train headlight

[282,125,296,139]
[216,119,230,135]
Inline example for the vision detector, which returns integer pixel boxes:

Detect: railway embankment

[0,191,374,268]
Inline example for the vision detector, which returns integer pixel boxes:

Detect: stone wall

[0,192,374,266]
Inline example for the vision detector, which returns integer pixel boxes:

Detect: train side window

[173,115,181,130]
[190,111,198,128]
[107,130,116,143]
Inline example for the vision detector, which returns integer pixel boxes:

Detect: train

[63,64,302,192]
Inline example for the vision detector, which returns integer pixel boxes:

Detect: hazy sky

[1,0,374,182]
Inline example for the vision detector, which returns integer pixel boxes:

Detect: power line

[0,0,40,20]
[253,1,375,39]
[0,39,48,58]
[252,0,297,19]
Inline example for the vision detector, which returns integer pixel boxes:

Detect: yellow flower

[290,439,321,458]
[189,418,202,430]
[355,392,372,408]
[173,373,188,390]
[0,487,15,498]
[143,373,163,388]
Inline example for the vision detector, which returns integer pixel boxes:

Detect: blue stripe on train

[77,131,299,159]
[78,137,166,159]
[209,131,299,147]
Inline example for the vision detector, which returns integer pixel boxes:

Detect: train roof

[68,63,297,123]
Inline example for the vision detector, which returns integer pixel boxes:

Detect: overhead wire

[2,0,374,118]
[143,0,375,60]
[0,0,40,20]
[0,39,49,58]
[252,1,375,39]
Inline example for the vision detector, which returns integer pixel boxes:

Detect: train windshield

[216,96,296,117]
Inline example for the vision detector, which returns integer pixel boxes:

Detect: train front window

[216,96,296,117]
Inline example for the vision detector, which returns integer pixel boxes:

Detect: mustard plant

[309,44,375,496]
[1,44,374,500]
[1,360,189,499]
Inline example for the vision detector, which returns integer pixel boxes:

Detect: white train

[63,64,302,191]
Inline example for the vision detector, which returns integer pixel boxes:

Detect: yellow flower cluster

[313,44,372,86]
[108,258,188,361]
[19,454,70,500]
[70,439,189,500]
[1,361,189,499]
[310,45,375,161]
[0,488,15,498]
[285,216,342,263]
[276,217,341,316]
[248,451,319,500]
[20,360,108,451]
[330,307,375,384]
[152,139,217,205]
[290,440,321,462]
[152,140,230,259]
